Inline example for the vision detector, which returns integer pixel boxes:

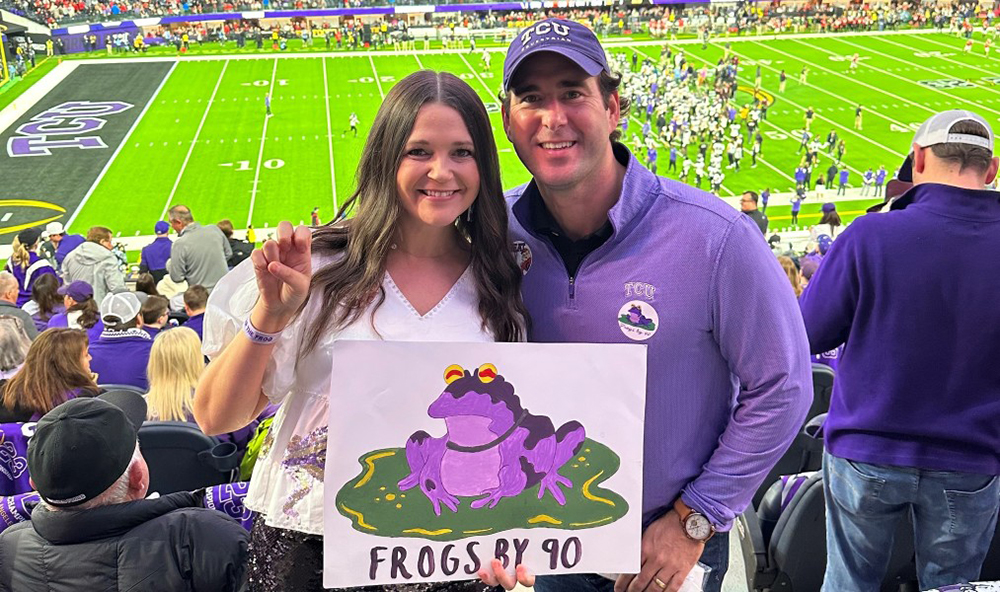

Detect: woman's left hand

[477,558,534,590]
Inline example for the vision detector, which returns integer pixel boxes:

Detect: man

[0,390,249,591]
[760,187,770,213]
[89,292,154,390]
[139,221,172,283]
[166,205,232,292]
[802,110,1000,591]
[497,20,812,592]
[854,104,863,130]
[182,285,208,340]
[861,166,874,196]
[740,191,768,234]
[826,161,839,188]
[838,167,850,195]
[0,272,38,340]
[778,68,787,92]
[873,164,887,197]
[62,226,126,304]
[264,91,271,116]
[804,106,815,132]
[39,221,84,271]
[826,129,838,153]
[140,295,171,339]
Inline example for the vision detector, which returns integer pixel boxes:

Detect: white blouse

[203,256,493,535]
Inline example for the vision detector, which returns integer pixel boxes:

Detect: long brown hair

[68,294,100,330]
[2,329,99,416]
[31,274,62,321]
[301,70,528,355]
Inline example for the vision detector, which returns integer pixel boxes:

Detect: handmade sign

[323,341,646,588]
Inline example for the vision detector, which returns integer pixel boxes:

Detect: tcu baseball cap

[101,292,142,325]
[911,109,994,151]
[28,390,147,507]
[503,19,609,91]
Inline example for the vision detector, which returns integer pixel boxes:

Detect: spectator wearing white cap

[88,292,154,390]
[139,221,173,284]
[39,221,85,272]
[801,110,1000,591]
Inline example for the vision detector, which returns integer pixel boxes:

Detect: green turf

[54,30,1000,238]
[0,57,59,111]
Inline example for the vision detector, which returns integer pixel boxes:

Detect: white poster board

[323,340,647,588]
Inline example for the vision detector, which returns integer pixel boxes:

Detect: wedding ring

[654,577,668,589]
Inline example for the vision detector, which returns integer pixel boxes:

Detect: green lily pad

[335,438,627,541]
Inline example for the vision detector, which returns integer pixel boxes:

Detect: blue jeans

[822,451,1000,591]
[532,530,728,592]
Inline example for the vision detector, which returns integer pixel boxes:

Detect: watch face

[686,514,713,540]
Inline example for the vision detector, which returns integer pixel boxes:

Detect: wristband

[243,317,282,345]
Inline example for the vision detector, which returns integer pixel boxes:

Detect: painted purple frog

[398,363,587,516]
[626,305,654,329]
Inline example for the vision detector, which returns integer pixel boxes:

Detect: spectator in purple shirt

[801,111,1000,591]
[492,20,812,592]
[39,222,85,272]
[47,280,104,343]
[89,292,154,391]
[22,274,64,333]
[0,328,99,423]
[140,295,171,340]
[182,285,208,340]
[873,164,887,197]
[139,221,172,284]
[4,228,57,307]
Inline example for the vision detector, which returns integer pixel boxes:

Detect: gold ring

[654,577,668,590]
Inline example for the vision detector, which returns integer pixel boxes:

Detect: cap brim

[504,46,605,90]
[97,390,148,431]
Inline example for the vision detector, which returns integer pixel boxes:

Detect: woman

[135,272,160,296]
[46,280,104,342]
[23,273,64,333]
[0,328,99,422]
[0,316,32,387]
[147,327,273,455]
[810,202,842,240]
[777,256,802,297]
[4,228,56,307]
[196,70,528,591]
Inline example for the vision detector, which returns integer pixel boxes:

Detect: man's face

[740,194,757,212]
[50,233,63,246]
[502,53,619,193]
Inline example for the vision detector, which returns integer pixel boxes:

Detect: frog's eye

[477,363,498,383]
[444,365,465,384]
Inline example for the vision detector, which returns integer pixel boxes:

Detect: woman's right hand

[249,221,312,332]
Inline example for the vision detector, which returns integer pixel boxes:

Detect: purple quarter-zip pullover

[507,145,812,530]
[800,183,1000,475]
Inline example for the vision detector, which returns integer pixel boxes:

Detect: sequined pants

[247,517,499,592]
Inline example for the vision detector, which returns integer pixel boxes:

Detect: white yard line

[66,61,177,231]
[792,38,1000,116]
[368,55,385,99]
[872,35,1000,96]
[458,53,497,99]
[246,58,279,228]
[909,34,1000,72]
[724,44,913,130]
[413,54,425,69]
[322,57,337,213]
[160,60,229,221]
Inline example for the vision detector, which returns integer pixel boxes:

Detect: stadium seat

[752,413,827,509]
[0,422,35,496]
[744,472,916,592]
[98,384,148,396]
[807,363,835,422]
[138,421,240,495]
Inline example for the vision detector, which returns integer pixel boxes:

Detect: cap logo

[519,22,571,49]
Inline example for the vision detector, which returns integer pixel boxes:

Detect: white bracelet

[243,317,281,345]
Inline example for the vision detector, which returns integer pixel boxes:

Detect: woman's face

[395,102,480,230]
[80,347,92,373]
[64,295,76,308]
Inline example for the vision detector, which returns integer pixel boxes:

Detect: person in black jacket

[217,219,253,268]
[740,190,769,235]
[0,390,248,592]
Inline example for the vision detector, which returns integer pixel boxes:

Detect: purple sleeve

[799,222,862,354]
[683,216,813,530]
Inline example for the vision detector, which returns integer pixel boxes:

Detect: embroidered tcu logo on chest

[624,282,656,301]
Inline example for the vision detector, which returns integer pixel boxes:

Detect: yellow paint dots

[572,464,579,468]
[375,497,380,502]
[379,486,386,491]
[385,493,396,501]
[577,456,586,462]
[585,448,591,453]
[401,494,406,498]
[396,503,402,509]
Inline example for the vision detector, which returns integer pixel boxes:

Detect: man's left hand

[614,510,704,592]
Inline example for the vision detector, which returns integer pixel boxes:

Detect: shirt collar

[890,183,1000,221]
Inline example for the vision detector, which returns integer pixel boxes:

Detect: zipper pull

[569,276,576,299]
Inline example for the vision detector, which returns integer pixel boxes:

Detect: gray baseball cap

[911,109,994,151]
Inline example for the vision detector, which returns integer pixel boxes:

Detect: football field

[2,28,999,241]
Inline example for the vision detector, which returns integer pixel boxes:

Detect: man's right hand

[249,221,311,332]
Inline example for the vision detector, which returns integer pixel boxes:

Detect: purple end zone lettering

[8,136,107,157]
[18,117,107,136]
[34,101,134,119]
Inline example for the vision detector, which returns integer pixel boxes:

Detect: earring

[465,203,474,223]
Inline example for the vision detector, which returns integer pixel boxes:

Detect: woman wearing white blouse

[195,71,528,592]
